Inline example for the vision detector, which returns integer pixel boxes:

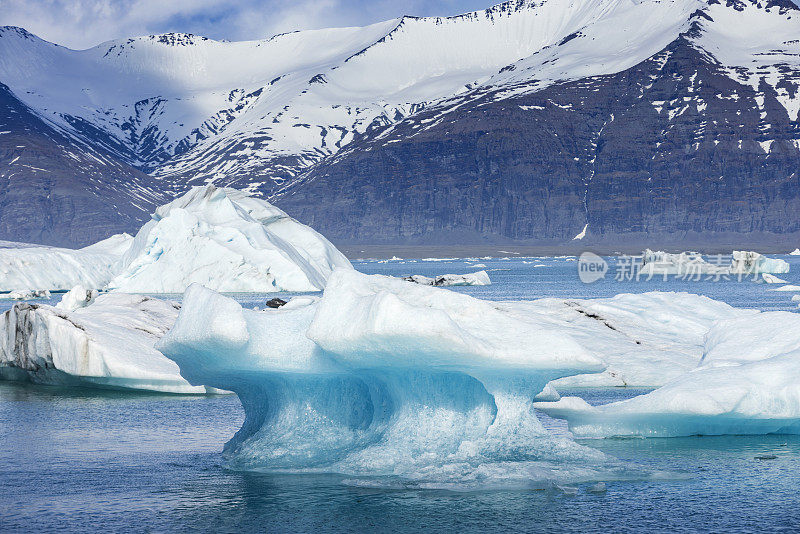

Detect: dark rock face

[0,83,163,247]
[274,37,800,250]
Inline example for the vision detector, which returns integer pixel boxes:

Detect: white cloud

[0,0,495,49]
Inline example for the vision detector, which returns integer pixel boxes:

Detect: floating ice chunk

[730,251,789,275]
[588,482,607,493]
[401,270,491,287]
[107,185,352,293]
[0,289,51,300]
[537,311,800,437]
[769,285,800,292]
[640,250,790,277]
[56,285,97,311]
[0,293,217,393]
[157,273,631,486]
[0,244,121,291]
[640,249,728,276]
[472,263,487,268]
[761,273,787,284]
[532,292,757,387]
[790,249,800,256]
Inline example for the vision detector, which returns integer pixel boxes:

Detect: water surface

[1,256,799,532]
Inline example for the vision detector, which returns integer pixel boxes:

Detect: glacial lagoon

[2,256,800,532]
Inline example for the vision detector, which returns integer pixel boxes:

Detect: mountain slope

[0,82,163,247]
[0,0,799,248]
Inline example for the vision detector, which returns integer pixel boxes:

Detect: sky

[0,0,499,50]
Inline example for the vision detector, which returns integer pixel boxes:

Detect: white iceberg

[0,239,126,291]
[730,251,789,275]
[639,249,727,277]
[107,185,353,293]
[0,187,352,294]
[0,289,51,300]
[157,271,639,487]
[55,285,97,311]
[790,249,800,256]
[761,273,787,284]
[536,312,800,437]
[639,249,790,278]
[769,285,800,292]
[0,292,218,393]
[400,270,491,287]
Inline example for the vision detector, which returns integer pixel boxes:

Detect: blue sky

[0,0,499,50]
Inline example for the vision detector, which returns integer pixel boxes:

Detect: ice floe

[730,251,789,275]
[639,249,789,277]
[0,289,51,300]
[769,285,800,292]
[0,242,123,292]
[761,273,787,284]
[401,270,491,287]
[536,311,800,437]
[0,293,219,393]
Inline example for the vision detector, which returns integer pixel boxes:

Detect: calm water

[1,256,800,532]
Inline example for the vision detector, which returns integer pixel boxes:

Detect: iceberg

[525,292,757,387]
[790,249,800,256]
[768,285,800,292]
[157,271,644,488]
[0,187,352,294]
[639,249,790,278]
[107,186,353,293]
[639,249,727,277]
[400,270,491,287]
[761,273,787,284]
[0,239,126,291]
[537,312,800,437]
[0,289,51,300]
[730,251,789,275]
[0,292,218,393]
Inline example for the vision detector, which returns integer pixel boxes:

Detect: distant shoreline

[340,244,800,260]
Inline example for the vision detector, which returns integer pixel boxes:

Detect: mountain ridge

[1,0,799,248]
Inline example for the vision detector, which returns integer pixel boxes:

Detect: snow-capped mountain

[1,0,799,247]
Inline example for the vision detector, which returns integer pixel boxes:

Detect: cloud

[0,0,496,49]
